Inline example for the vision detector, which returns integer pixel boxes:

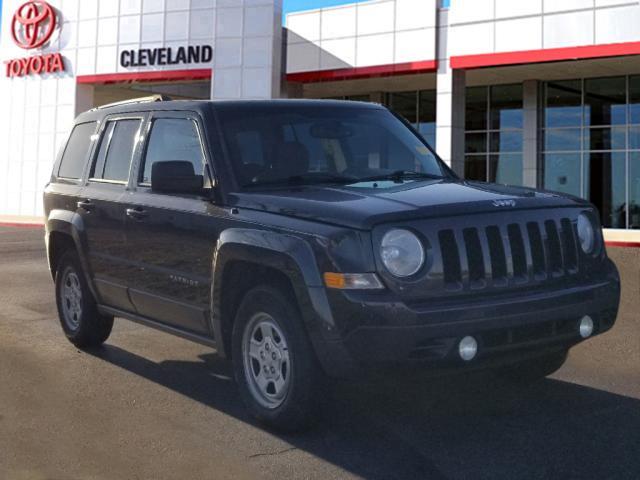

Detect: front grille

[544,220,563,276]
[439,229,462,288]
[463,227,485,288]
[486,226,508,285]
[436,215,580,291]
[560,218,578,272]
[526,222,545,278]
[507,224,527,280]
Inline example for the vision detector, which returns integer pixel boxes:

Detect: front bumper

[308,260,620,378]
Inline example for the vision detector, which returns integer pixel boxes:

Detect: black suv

[44,98,620,430]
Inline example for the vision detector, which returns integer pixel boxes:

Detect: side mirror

[151,161,204,194]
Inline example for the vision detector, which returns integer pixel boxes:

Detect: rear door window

[57,122,97,179]
[140,118,205,185]
[91,119,142,183]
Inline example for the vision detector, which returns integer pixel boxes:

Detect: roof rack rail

[93,94,172,110]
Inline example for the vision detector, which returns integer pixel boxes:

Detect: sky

[284,0,450,15]
[283,0,370,16]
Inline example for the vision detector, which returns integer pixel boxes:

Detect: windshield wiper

[354,170,443,184]
[243,172,357,188]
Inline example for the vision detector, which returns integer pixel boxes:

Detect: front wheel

[232,285,322,431]
[55,250,114,348]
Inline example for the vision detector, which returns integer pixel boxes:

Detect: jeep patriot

[44,98,621,430]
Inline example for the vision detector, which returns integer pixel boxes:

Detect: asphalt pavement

[1,225,639,480]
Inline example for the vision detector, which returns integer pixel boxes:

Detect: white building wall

[212,0,283,100]
[435,8,465,174]
[6,0,640,218]
[0,0,283,218]
[449,0,640,57]
[0,0,217,218]
[0,0,77,218]
[286,0,437,74]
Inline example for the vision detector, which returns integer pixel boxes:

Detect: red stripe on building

[450,41,640,70]
[0,222,43,228]
[605,240,640,248]
[76,69,212,85]
[286,60,438,83]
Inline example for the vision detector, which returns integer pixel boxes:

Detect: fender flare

[46,209,100,301]
[210,228,335,358]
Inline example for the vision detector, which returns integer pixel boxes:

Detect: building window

[325,95,370,102]
[543,76,640,229]
[345,94,371,102]
[387,90,437,147]
[326,91,437,147]
[418,90,437,148]
[464,84,523,185]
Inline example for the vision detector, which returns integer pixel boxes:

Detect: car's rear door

[123,110,223,335]
[77,113,147,312]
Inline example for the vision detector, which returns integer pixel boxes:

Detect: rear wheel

[498,350,568,383]
[232,285,322,431]
[55,250,114,348]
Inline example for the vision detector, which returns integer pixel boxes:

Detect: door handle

[126,207,148,220]
[77,199,94,211]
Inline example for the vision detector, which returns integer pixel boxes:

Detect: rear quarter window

[57,122,97,179]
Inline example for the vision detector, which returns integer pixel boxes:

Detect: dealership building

[2,0,640,242]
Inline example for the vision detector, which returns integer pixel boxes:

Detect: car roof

[74,98,385,124]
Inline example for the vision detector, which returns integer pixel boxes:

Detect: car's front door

[78,114,146,312]
[123,111,224,335]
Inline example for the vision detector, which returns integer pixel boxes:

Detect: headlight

[380,229,425,277]
[577,213,596,254]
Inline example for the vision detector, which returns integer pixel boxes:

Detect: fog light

[459,336,478,361]
[579,315,594,338]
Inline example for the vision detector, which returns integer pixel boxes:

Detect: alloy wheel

[61,267,83,331]
[242,312,291,409]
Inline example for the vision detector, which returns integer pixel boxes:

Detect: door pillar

[522,80,539,188]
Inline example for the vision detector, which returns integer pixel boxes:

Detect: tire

[55,250,114,348]
[498,350,568,383]
[232,285,322,432]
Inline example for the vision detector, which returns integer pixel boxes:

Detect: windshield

[218,104,449,188]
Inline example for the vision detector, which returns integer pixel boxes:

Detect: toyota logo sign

[4,1,65,77]
[11,1,57,50]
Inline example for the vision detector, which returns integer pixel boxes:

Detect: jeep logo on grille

[492,199,516,207]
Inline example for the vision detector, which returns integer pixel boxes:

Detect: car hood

[228,179,589,230]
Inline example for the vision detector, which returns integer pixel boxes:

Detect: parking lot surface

[1,225,639,480]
